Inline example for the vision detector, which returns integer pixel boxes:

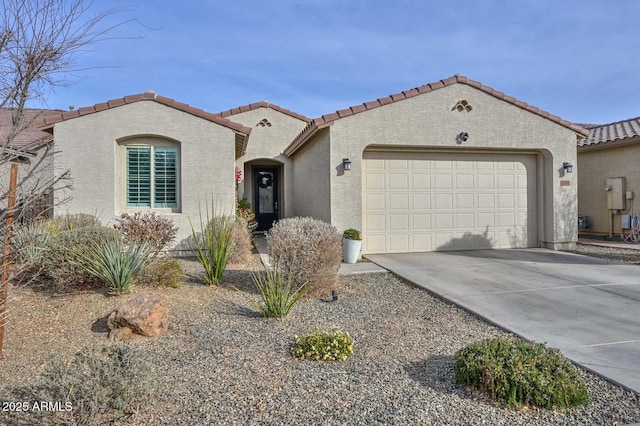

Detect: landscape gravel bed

[1,248,639,425]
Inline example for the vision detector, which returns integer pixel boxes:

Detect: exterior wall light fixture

[343,158,352,171]
[563,162,573,173]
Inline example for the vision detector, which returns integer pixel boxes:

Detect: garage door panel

[365,173,385,190]
[412,193,430,209]
[412,213,431,230]
[456,174,474,189]
[389,173,409,190]
[456,212,474,228]
[434,194,453,209]
[389,234,409,251]
[389,214,409,231]
[476,212,495,227]
[412,174,430,189]
[363,151,537,253]
[456,193,474,208]
[365,193,386,210]
[477,193,495,208]
[389,193,409,210]
[365,214,386,232]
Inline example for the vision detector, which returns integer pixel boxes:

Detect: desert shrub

[50,213,102,231]
[113,212,178,255]
[228,217,253,265]
[454,337,589,410]
[41,225,121,290]
[266,217,342,297]
[33,344,153,425]
[76,236,153,295]
[248,267,307,317]
[137,258,184,288]
[190,203,234,285]
[292,329,354,361]
[11,223,53,264]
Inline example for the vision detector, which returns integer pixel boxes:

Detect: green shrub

[266,217,342,297]
[342,228,361,240]
[34,344,153,425]
[292,329,354,361]
[454,337,589,410]
[42,225,120,290]
[248,267,307,317]
[113,212,178,255]
[190,203,234,285]
[11,223,52,264]
[76,236,153,295]
[137,258,184,288]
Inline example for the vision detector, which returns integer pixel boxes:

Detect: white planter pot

[343,238,362,264]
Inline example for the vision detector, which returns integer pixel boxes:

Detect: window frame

[119,138,181,213]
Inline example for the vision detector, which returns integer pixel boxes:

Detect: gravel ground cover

[1,245,639,425]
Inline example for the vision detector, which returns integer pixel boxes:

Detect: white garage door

[362,151,537,253]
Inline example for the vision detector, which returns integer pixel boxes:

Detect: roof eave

[284,121,333,157]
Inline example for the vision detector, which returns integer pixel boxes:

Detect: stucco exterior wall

[51,101,238,247]
[229,107,308,218]
[291,128,332,223]
[0,145,55,219]
[309,84,578,250]
[578,143,640,237]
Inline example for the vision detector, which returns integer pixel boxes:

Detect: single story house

[36,75,589,253]
[577,116,640,237]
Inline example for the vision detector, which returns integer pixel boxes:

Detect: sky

[29,0,640,125]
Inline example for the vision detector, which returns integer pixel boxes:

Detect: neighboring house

[577,116,640,237]
[0,108,61,221]
[36,75,589,253]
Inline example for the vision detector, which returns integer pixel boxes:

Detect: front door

[254,167,278,231]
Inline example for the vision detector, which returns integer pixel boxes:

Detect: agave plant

[248,267,307,318]
[79,236,153,295]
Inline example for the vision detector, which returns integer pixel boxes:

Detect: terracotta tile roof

[0,108,59,151]
[578,116,640,148]
[217,101,311,123]
[285,75,590,156]
[37,91,253,136]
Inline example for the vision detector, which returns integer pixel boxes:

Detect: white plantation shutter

[126,147,151,207]
[126,146,178,208]
[153,147,177,208]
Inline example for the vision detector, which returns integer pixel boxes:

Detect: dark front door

[254,167,278,231]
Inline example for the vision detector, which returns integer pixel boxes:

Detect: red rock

[107,294,168,341]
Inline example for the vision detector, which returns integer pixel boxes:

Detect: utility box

[622,214,631,229]
[607,177,626,210]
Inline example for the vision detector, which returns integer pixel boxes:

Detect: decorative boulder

[107,294,169,341]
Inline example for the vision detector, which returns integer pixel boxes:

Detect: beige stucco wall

[228,107,308,219]
[0,145,55,220]
[578,142,640,237]
[292,83,579,251]
[51,100,238,247]
[291,128,332,222]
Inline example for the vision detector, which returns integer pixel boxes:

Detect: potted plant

[342,228,362,264]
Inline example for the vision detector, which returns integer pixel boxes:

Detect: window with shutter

[126,146,178,208]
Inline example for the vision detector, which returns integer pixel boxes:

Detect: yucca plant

[190,202,234,285]
[78,236,153,295]
[248,267,307,318]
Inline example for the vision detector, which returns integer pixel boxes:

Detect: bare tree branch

[0,0,136,358]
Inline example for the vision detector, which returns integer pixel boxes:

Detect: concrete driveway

[367,249,640,394]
